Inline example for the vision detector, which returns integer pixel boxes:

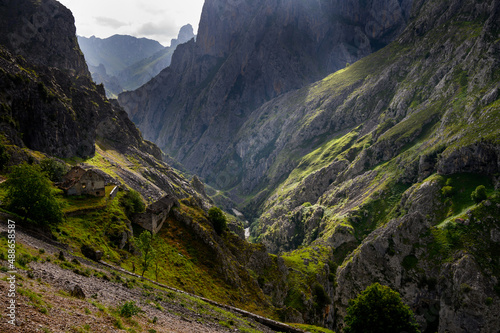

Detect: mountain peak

[170,24,195,48]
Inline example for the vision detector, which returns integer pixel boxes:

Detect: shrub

[312,282,331,310]
[120,190,145,218]
[0,141,10,170]
[118,301,141,318]
[343,283,420,333]
[39,158,68,182]
[471,185,487,203]
[441,186,454,197]
[208,206,227,235]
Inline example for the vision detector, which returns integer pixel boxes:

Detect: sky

[57,0,205,46]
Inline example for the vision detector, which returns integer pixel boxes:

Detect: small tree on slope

[343,283,420,333]
[135,230,156,277]
[4,162,62,225]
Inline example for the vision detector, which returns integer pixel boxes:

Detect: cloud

[94,16,128,29]
[136,20,178,40]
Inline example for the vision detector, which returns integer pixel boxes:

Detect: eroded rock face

[0,0,163,160]
[334,180,500,332]
[119,0,412,190]
[0,0,89,76]
[437,142,500,176]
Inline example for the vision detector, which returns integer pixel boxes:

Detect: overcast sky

[57,0,205,46]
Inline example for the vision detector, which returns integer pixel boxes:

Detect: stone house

[60,166,106,197]
[133,195,178,234]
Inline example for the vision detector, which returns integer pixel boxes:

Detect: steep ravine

[118,0,413,191]
[239,0,500,330]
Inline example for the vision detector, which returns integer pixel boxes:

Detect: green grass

[18,287,51,314]
[436,173,495,226]
[57,185,115,213]
[290,323,336,333]
[280,245,332,315]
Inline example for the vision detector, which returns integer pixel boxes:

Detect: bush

[208,206,227,235]
[343,283,420,333]
[471,185,487,203]
[312,282,331,310]
[39,158,68,182]
[0,141,10,170]
[441,186,454,197]
[120,190,145,218]
[118,301,141,318]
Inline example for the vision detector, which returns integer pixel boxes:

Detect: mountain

[78,26,195,98]
[118,0,412,186]
[0,1,303,330]
[2,0,500,332]
[117,25,196,92]
[117,0,500,331]
[77,34,164,76]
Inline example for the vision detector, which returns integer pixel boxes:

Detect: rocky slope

[237,0,500,330]
[118,0,412,187]
[0,221,296,333]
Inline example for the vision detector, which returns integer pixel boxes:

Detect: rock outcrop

[0,0,162,160]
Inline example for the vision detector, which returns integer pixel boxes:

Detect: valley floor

[0,220,291,333]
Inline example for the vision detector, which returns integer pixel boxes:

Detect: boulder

[81,244,103,261]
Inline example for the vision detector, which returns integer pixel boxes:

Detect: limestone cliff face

[0,0,89,76]
[118,0,412,187]
[241,0,500,329]
[0,0,161,160]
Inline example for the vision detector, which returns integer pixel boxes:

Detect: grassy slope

[0,145,341,331]
[256,14,499,238]
[0,239,277,333]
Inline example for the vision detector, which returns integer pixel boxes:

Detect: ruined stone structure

[60,166,106,197]
[133,195,178,234]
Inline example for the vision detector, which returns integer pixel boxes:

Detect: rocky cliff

[241,0,500,330]
[118,0,412,188]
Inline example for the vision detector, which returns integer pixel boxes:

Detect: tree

[471,185,487,204]
[343,283,420,333]
[39,158,68,182]
[120,189,145,218]
[0,141,10,170]
[4,162,62,225]
[208,206,227,235]
[134,230,156,277]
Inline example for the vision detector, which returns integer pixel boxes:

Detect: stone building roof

[60,166,103,191]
